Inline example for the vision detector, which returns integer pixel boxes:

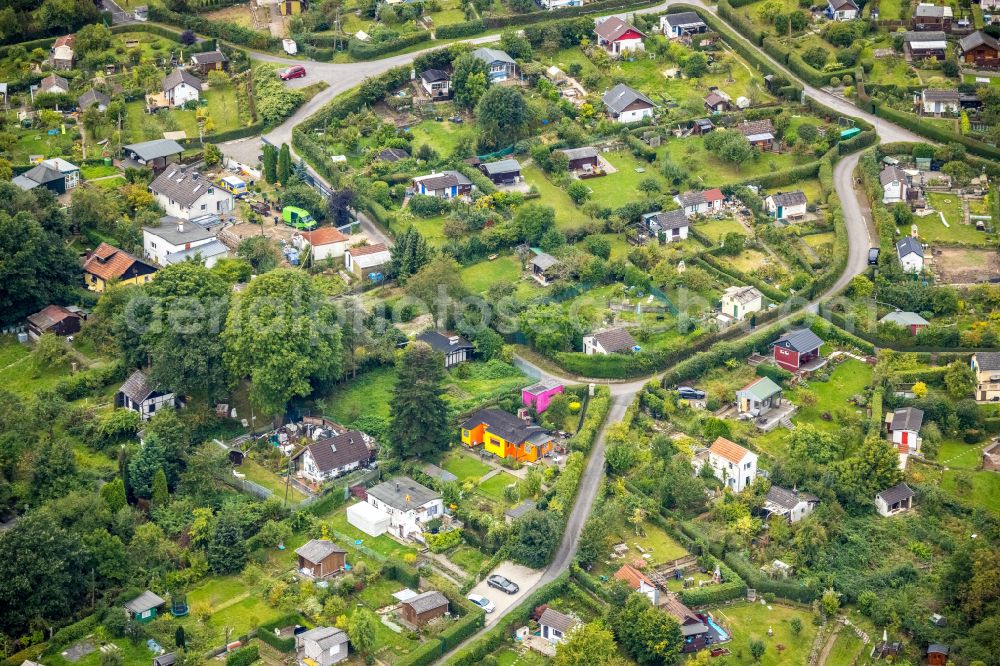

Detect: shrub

[225,644,259,666]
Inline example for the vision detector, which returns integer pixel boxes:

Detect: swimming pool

[706,616,730,642]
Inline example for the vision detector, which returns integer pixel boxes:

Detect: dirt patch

[201,4,256,28]
[932,247,1000,284]
[226,219,297,244]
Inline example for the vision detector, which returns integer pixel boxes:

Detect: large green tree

[510,509,561,568]
[554,622,622,666]
[608,593,683,666]
[389,226,432,283]
[451,52,490,109]
[206,508,247,574]
[223,270,344,414]
[404,256,470,327]
[347,608,378,658]
[128,410,190,498]
[476,86,532,150]
[389,342,449,458]
[143,262,232,401]
[0,211,79,324]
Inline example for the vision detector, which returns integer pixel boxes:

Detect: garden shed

[346,501,391,536]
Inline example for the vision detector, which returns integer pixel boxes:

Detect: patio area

[747,401,797,432]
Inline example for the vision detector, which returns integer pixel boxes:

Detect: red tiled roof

[709,436,752,464]
[27,305,78,330]
[704,188,724,202]
[347,243,388,257]
[300,227,349,246]
[54,35,75,48]
[83,243,153,282]
[614,564,653,591]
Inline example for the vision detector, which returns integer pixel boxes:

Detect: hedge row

[678,558,747,606]
[809,317,876,355]
[696,255,787,303]
[872,102,1000,161]
[110,22,217,51]
[348,32,431,59]
[723,552,818,603]
[890,366,950,387]
[737,159,822,190]
[384,560,421,589]
[661,320,796,386]
[569,386,611,453]
[55,360,126,401]
[436,20,488,38]
[225,644,259,666]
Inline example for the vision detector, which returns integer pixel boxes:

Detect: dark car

[279,65,306,80]
[868,248,880,265]
[677,386,706,400]
[487,575,519,595]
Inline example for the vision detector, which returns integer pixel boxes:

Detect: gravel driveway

[467,561,544,626]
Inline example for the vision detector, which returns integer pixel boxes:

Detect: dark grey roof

[914,3,948,16]
[423,463,458,483]
[927,645,949,655]
[79,89,110,109]
[165,239,228,264]
[663,11,706,27]
[891,406,924,431]
[595,15,645,42]
[40,73,68,91]
[162,68,202,93]
[21,163,64,185]
[504,499,536,519]
[404,590,449,614]
[557,146,598,160]
[896,236,924,259]
[150,166,221,209]
[295,539,346,563]
[768,191,807,206]
[299,430,374,472]
[472,47,515,65]
[124,139,185,162]
[154,653,177,666]
[143,216,217,244]
[119,369,160,403]
[829,0,858,9]
[539,608,579,633]
[922,88,959,102]
[877,482,914,504]
[772,328,823,353]
[415,170,471,191]
[905,31,947,42]
[530,252,560,270]
[420,68,450,83]
[975,351,1000,371]
[960,30,1000,52]
[124,590,166,614]
[379,147,409,161]
[648,209,689,230]
[461,408,549,445]
[368,476,440,510]
[191,50,227,64]
[416,330,474,353]
[880,165,908,186]
[591,327,638,353]
[766,485,819,511]
[11,175,39,191]
[481,158,521,175]
[602,83,655,114]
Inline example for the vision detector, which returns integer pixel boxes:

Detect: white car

[467,593,495,613]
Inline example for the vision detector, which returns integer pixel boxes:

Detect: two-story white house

[295,627,349,666]
[701,436,758,492]
[161,68,202,107]
[880,165,909,204]
[142,215,228,268]
[360,477,443,541]
[896,236,924,273]
[149,166,235,220]
[720,285,763,321]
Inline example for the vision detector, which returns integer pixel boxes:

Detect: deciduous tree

[554,622,622,666]
[476,86,532,150]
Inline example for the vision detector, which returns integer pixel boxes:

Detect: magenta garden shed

[522,379,565,414]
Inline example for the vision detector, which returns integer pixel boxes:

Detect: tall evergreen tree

[277,143,292,185]
[389,226,431,282]
[150,468,169,509]
[262,144,277,184]
[390,342,449,458]
[206,508,246,574]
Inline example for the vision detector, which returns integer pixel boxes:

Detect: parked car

[279,65,306,80]
[868,247,880,265]
[467,593,495,613]
[487,575,519,595]
[677,386,706,400]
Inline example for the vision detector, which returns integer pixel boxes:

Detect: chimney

[395,482,400,492]
[448,335,460,346]
[177,220,184,233]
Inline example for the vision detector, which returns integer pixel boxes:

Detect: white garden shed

[347,501,391,537]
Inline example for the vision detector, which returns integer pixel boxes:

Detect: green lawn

[709,602,819,666]
[803,232,835,249]
[124,88,242,144]
[793,358,873,432]
[964,73,1000,87]
[328,505,421,559]
[583,150,668,209]
[937,438,983,469]
[322,367,396,424]
[449,545,489,574]
[0,336,72,396]
[441,449,493,481]
[592,521,689,575]
[187,575,251,609]
[398,214,449,248]
[460,255,523,293]
[90,176,127,190]
[941,468,1000,513]
[46,638,163,666]
[920,193,994,245]
[477,471,521,503]
[826,627,868,666]
[522,164,583,230]
[696,217,745,242]
[240,459,309,503]
[80,164,120,179]
[659,135,813,188]
[494,648,548,666]
[407,118,477,156]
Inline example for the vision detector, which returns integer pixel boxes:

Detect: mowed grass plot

[407,119,476,156]
[477,471,521,502]
[523,165,583,230]
[584,151,667,209]
[794,358,873,431]
[460,255,523,293]
[441,449,493,481]
[239,459,309,503]
[0,336,72,396]
[328,505,420,559]
[696,217,745,242]
[710,602,819,666]
[937,438,983,469]
[921,193,993,245]
[322,366,395,423]
[659,135,813,187]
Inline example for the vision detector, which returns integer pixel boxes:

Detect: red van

[279,65,306,81]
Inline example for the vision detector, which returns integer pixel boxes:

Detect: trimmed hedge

[737,160,821,189]
[872,102,1000,161]
[890,366,950,387]
[257,614,302,653]
[436,20,487,38]
[724,552,817,603]
[696,255,786,303]
[384,561,421,588]
[226,644,259,666]
[570,386,611,452]
[149,5,281,51]
[678,558,747,606]
[348,32,431,59]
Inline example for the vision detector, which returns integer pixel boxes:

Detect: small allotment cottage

[662,595,710,653]
[116,369,178,421]
[415,329,474,368]
[122,139,185,171]
[39,73,69,95]
[295,626,349,666]
[594,16,646,55]
[916,89,961,116]
[614,564,659,604]
[78,89,110,112]
[879,311,929,335]
[875,482,914,517]
[295,539,347,578]
[701,436,758,492]
[345,243,392,278]
[913,3,953,31]
[149,166,235,220]
[675,189,724,217]
[400,591,449,628]
[412,170,473,198]
[529,251,561,285]
[643,209,689,241]
[896,236,924,273]
[736,376,782,417]
[771,328,823,372]
[472,47,517,81]
[190,49,228,74]
[886,406,924,454]
[660,11,708,39]
[539,608,580,644]
[958,30,1000,66]
[583,327,638,355]
[736,119,776,150]
[557,146,600,172]
[292,429,375,483]
[763,484,819,523]
[161,68,202,107]
[12,162,68,195]
[293,226,350,262]
[419,68,451,99]
[904,31,948,61]
[720,285,763,321]
[359,476,444,541]
[522,379,564,414]
[124,591,166,623]
[602,83,656,123]
[826,0,859,20]
[479,158,522,185]
[26,304,83,339]
[764,191,807,221]
[880,165,910,204]
[50,34,76,70]
[704,89,731,113]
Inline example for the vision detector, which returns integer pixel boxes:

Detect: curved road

[210,7,930,660]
